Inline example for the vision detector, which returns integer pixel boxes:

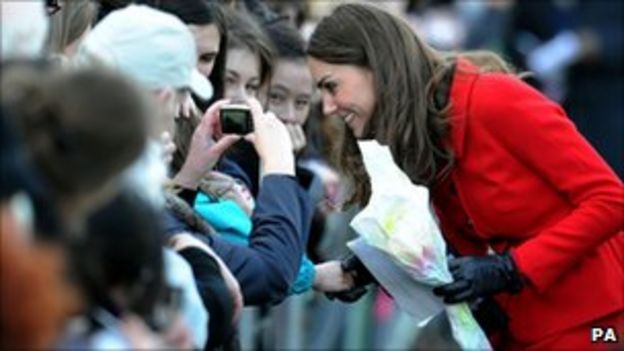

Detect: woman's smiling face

[308,57,376,138]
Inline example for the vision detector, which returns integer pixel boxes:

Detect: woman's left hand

[433,252,524,304]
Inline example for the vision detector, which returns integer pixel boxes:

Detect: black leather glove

[433,252,524,304]
[325,285,369,303]
[325,253,376,303]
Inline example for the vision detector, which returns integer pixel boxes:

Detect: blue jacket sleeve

[212,174,312,304]
[163,174,313,305]
[194,192,316,295]
[290,255,316,294]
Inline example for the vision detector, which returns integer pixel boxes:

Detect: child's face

[224,47,261,102]
[263,58,313,126]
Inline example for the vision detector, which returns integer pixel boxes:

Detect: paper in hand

[348,238,445,324]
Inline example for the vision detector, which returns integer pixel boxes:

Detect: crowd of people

[1,0,622,350]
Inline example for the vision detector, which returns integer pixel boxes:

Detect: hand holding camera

[243,98,295,177]
[219,103,253,135]
[173,99,241,190]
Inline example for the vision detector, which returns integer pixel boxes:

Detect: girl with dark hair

[71,191,208,349]
[258,18,351,295]
[79,192,165,327]
[261,19,311,154]
[307,4,623,350]
[222,7,274,103]
[172,7,275,194]
[170,9,349,302]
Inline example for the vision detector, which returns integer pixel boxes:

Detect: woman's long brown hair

[307,4,517,207]
[307,4,452,207]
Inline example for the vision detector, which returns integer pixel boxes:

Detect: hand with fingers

[433,252,524,304]
[318,166,340,213]
[325,252,377,303]
[176,93,200,119]
[244,98,295,176]
[173,99,241,189]
[160,131,176,166]
[313,260,355,293]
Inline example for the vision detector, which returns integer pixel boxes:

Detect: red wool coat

[433,59,624,348]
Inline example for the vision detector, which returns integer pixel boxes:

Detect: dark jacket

[162,174,313,305]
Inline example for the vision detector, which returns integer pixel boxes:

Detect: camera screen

[221,109,252,134]
[226,111,248,121]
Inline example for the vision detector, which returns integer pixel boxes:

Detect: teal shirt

[194,192,315,294]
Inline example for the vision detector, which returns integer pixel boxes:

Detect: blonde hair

[46,0,97,55]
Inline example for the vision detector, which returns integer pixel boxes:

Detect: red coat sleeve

[470,74,624,292]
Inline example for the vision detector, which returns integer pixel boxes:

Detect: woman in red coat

[307,4,623,350]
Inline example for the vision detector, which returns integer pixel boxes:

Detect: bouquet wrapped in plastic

[350,140,491,350]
